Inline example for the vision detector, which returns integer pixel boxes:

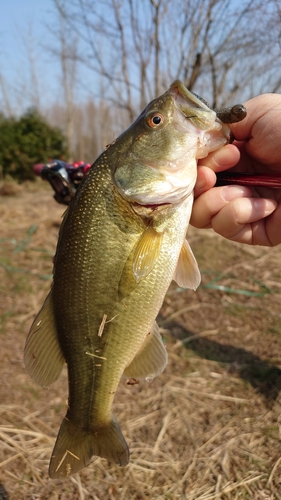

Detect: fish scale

[24,80,243,478]
[53,159,189,421]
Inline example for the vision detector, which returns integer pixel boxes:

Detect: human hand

[191,93,281,246]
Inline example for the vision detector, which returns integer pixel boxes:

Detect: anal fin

[173,239,201,290]
[24,290,65,387]
[123,322,167,382]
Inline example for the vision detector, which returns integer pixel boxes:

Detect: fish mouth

[131,201,172,216]
[169,80,227,134]
[169,80,212,112]
[168,80,230,152]
[136,201,171,209]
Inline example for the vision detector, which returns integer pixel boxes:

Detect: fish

[24,80,231,478]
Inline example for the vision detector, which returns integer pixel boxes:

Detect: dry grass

[0,182,22,197]
[1,184,281,499]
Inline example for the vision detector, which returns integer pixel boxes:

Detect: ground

[1,182,281,499]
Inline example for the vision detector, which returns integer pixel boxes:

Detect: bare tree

[24,24,41,111]
[0,23,43,117]
[47,0,80,161]
[42,0,281,162]
[51,0,281,120]
[0,72,13,117]
[71,99,116,161]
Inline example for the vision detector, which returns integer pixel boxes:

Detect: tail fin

[49,415,129,478]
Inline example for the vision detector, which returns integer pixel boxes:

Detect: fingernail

[221,185,252,201]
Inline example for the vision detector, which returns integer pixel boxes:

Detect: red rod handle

[215,172,281,188]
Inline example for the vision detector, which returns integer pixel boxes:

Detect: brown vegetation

[1,185,281,499]
[0,183,22,197]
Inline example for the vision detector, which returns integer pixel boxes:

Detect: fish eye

[147,113,164,128]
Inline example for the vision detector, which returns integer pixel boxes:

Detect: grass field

[1,182,281,499]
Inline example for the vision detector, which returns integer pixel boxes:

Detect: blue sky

[1,0,280,116]
[0,1,87,113]
[1,0,53,76]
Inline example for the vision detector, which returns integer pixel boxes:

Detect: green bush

[0,110,68,182]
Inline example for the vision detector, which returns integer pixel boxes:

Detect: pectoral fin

[132,226,164,283]
[24,290,65,387]
[123,322,167,381]
[173,239,201,290]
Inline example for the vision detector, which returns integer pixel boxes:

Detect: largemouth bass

[24,81,232,478]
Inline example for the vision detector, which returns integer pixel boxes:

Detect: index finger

[198,144,240,172]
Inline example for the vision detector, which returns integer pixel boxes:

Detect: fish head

[111,80,230,212]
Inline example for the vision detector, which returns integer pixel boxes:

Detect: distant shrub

[0,110,68,182]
